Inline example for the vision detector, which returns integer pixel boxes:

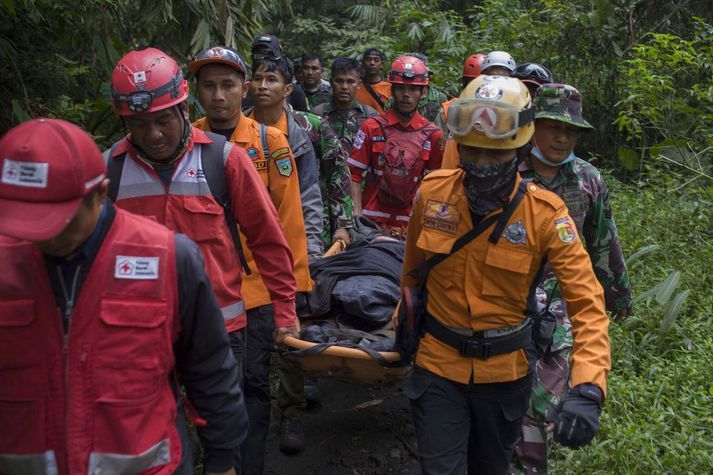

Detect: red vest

[109,138,246,332]
[0,209,181,475]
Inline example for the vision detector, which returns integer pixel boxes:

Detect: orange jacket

[355,80,392,113]
[194,115,312,309]
[440,138,460,169]
[401,167,611,396]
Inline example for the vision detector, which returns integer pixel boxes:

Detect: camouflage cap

[534,83,593,129]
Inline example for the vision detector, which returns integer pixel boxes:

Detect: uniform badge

[246,146,259,159]
[503,220,526,245]
[276,157,293,177]
[424,200,460,234]
[354,130,366,149]
[253,160,267,171]
[115,256,159,280]
[555,217,577,243]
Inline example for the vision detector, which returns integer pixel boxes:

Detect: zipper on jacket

[56,265,81,472]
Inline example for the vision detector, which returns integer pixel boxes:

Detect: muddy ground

[264,378,421,475]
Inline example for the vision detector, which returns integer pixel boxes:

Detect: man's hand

[333,227,351,246]
[274,324,300,346]
[205,469,236,475]
[546,384,602,449]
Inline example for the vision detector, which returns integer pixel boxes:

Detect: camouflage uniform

[311,100,379,153]
[512,85,632,474]
[384,85,448,122]
[293,109,354,247]
[304,82,333,111]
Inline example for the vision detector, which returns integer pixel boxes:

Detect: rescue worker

[188,46,311,475]
[348,55,444,236]
[399,76,611,474]
[243,34,309,112]
[244,53,325,455]
[384,52,448,122]
[512,62,554,96]
[355,47,392,113]
[434,53,487,135]
[512,83,632,475]
[481,50,517,76]
[311,56,379,150]
[301,53,332,110]
[0,118,245,475]
[106,48,299,473]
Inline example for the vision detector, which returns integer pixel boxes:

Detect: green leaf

[11,99,30,123]
[656,271,681,306]
[617,146,640,171]
[659,289,690,334]
[626,244,660,265]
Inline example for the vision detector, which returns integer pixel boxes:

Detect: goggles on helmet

[253,51,283,62]
[446,98,534,139]
[113,70,184,113]
[513,63,553,84]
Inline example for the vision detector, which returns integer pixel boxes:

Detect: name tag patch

[115,256,159,280]
[2,158,49,188]
[423,199,460,234]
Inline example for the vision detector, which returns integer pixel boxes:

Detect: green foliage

[549,169,713,473]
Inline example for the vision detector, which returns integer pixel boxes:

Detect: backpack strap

[259,123,271,162]
[105,142,125,202]
[201,132,252,275]
[363,81,386,109]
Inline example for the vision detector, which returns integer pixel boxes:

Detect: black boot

[279,417,305,455]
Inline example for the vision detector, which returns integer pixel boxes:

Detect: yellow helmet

[446,75,534,149]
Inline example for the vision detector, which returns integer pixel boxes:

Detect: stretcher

[281,239,410,386]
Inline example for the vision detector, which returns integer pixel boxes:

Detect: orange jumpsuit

[193,115,312,309]
[401,165,611,396]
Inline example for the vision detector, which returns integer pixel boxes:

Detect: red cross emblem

[187,168,197,178]
[4,166,18,179]
[118,260,133,275]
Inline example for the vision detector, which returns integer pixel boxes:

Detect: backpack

[374,115,439,209]
[105,128,271,274]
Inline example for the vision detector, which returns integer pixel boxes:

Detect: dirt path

[264,378,420,475]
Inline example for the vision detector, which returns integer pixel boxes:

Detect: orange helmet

[462,54,486,79]
[387,55,429,86]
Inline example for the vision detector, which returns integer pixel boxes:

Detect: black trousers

[240,305,275,475]
[227,328,247,472]
[406,366,532,475]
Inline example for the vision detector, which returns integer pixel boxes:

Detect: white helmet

[482,51,517,74]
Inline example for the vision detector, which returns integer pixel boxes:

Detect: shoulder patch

[275,157,293,177]
[353,129,366,150]
[528,183,565,211]
[271,147,290,161]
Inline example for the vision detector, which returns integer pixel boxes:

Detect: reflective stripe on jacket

[0,210,180,475]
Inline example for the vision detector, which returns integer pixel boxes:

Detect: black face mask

[460,156,518,216]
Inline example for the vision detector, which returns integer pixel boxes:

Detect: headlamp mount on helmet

[113,70,184,114]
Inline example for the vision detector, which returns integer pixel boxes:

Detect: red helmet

[388,55,429,86]
[111,47,189,116]
[462,53,486,79]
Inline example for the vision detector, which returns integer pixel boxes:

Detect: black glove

[547,384,602,449]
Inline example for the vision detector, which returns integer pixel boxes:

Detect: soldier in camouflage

[383,52,448,122]
[512,83,632,475]
[301,53,333,111]
[312,57,379,154]
[292,108,354,248]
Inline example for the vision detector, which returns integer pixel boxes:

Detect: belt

[425,314,532,360]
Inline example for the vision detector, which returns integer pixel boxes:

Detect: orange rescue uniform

[194,115,312,309]
[401,163,611,396]
[355,80,393,114]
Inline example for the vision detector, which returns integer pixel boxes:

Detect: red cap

[0,118,106,241]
